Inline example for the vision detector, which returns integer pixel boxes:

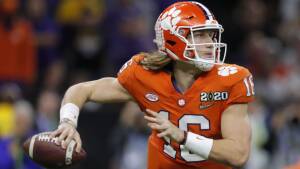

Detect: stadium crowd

[0,0,299,169]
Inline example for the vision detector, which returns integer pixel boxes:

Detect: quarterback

[51,1,255,169]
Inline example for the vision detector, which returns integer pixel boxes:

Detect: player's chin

[194,62,214,72]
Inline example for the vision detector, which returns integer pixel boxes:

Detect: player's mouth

[198,52,214,60]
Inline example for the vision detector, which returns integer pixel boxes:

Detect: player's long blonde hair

[139,51,172,70]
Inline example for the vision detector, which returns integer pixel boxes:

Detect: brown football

[23,132,86,168]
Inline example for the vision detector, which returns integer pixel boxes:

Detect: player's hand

[50,121,82,153]
[144,109,184,143]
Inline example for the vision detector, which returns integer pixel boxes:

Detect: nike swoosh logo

[199,103,214,110]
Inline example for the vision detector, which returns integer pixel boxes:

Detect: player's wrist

[60,103,79,128]
[184,132,213,159]
[179,131,187,145]
[59,118,76,128]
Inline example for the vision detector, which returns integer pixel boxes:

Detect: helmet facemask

[175,25,227,71]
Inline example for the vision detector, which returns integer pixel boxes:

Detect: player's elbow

[229,146,249,168]
[68,83,88,94]
[63,82,92,101]
[230,154,248,168]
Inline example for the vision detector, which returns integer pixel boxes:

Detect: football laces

[38,134,57,143]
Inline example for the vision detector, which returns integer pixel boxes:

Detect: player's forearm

[209,139,249,167]
[183,132,249,168]
[60,78,131,127]
[59,83,92,127]
[62,83,92,109]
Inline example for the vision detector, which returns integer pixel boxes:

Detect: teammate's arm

[51,77,132,152]
[207,103,251,167]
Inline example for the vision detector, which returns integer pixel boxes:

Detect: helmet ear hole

[166,40,176,46]
[187,16,194,20]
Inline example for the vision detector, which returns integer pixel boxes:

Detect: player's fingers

[62,129,75,149]
[146,109,158,117]
[155,117,165,124]
[158,123,169,130]
[74,133,82,153]
[142,66,149,70]
[157,129,169,138]
[148,123,163,131]
[147,122,158,129]
[144,115,159,123]
[50,128,63,138]
[148,123,167,131]
[51,122,71,138]
[57,129,70,145]
[147,122,156,129]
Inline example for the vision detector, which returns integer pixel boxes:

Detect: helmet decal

[160,7,181,32]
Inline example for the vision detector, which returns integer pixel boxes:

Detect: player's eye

[208,32,215,38]
[194,32,205,37]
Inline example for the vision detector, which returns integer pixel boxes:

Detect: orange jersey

[0,20,36,85]
[117,55,254,169]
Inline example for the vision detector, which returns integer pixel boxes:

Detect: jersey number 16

[159,110,209,162]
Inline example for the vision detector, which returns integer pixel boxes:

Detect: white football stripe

[65,140,76,165]
[29,135,37,158]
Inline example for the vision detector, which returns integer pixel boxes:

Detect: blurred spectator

[56,0,105,76]
[25,0,61,74]
[41,60,66,92]
[234,0,267,32]
[285,161,300,169]
[246,100,270,169]
[270,101,300,169]
[229,0,277,60]
[56,0,104,25]
[0,100,42,169]
[0,0,37,86]
[109,101,150,169]
[280,0,300,22]
[71,26,104,73]
[265,56,300,104]
[13,101,35,140]
[103,0,157,73]
[36,90,60,132]
[241,31,280,78]
[0,102,15,137]
[0,83,22,137]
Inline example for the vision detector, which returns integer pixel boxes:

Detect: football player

[51,2,255,169]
